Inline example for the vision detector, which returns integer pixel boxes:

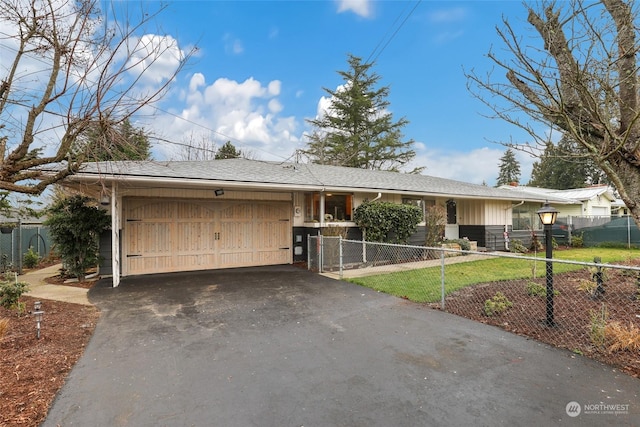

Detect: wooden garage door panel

[128,255,174,273]
[128,222,173,255]
[124,199,291,275]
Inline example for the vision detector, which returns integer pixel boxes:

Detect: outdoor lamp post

[537,202,558,327]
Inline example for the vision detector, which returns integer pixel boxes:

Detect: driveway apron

[43,266,639,426]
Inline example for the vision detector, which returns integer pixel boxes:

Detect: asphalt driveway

[43,266,638,426]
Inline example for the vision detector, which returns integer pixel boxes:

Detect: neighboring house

[501,184,617,243]
[502,184,615,217]
[611,199,629,216]
[61,159,562,287]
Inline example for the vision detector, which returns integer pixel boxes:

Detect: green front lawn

[346,248,640,303]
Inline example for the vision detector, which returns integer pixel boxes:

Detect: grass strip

[346,248,640,303]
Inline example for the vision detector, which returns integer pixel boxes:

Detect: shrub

[570,233,584,248]
[45,195,110,280]
[23,246,40,269]
[0,278,29,315]
[605,321,640,353]
[588,304,608,348]
[483,292,513,316]
[509,239,528,254]
[526,282,543,297]
[577,279,596,294]
[445,238,471,251]
[424,205,447,247]
[353,201,422,244]
[526,282,559,297]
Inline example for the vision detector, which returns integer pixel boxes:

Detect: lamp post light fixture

[537,202,559,327]
[33,301,44,339]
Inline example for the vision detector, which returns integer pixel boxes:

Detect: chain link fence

[308,235,640,376]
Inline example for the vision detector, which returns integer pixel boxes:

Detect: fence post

[339,236,343,279]
[17,219,22,275]
[440,249,446,310]
[307,234,311,270]
[318,232,323,273]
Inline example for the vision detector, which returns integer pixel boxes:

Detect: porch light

[214,189,224,197]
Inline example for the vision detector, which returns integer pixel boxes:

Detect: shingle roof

[69,159,568,203]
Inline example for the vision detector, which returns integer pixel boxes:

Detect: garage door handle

[127,254,142,257]
[126,219,142,222]
[279,247,290,250]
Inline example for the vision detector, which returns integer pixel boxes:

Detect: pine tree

[79,119,151,161]
[529,137,607,189]
[215,141,242,160]
[496,148,521,186]
[303,54,418,172]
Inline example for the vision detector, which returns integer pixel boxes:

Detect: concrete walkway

[18,264,92,306]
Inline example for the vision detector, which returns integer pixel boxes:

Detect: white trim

[111,183,121,287]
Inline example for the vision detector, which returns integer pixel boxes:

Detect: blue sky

[116,1,537,185]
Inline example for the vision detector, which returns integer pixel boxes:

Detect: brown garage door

[124,199,291,276]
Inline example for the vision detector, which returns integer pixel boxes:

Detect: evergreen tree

[79,119,151,161]
[303,54,418,172]
[496,148,521,186]
[215,141,242,159]
[528,137,607,189]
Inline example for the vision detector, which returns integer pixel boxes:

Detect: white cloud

[268,99,283,114]
[336,0,371,18]
[428,7,468,23]
[223,33,244,55]
[408,146,534,186]
[126,34,185,85]
[151,75,301,161]
[189,73,205,92]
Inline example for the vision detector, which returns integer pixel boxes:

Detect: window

[304,193,353,222]
[512,203,542,231]
[403,198,429,222]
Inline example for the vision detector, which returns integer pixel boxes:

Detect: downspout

[504,201,525,251]
[371,192,382,202]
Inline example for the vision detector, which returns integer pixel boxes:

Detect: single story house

[61,159,566,287]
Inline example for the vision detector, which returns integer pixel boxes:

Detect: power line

[365,0,422,65]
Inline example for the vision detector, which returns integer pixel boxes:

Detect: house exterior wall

[455,199,511,227]
[583,196,612,216]
[554,204,583,217]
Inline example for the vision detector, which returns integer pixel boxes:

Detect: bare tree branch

[0,0,195,194]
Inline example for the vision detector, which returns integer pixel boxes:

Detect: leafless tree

[0,0,193,194]
[176,132,219,161]
[467,0,640,224]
